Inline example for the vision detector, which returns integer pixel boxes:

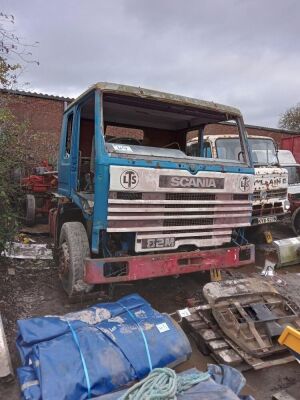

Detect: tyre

[25,194,36,226]
[58,222,94,297]
[292,209,300,235]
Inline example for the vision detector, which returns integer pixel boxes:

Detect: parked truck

[281,136,300,164]
[50,83,255,296]
[188,135,290,227]
[278,149,300,234]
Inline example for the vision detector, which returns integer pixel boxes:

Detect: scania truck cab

[188,135,289,226]
[52,83,255,296]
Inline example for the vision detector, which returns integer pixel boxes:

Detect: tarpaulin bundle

[96,365,255,400]
[16,294,191,400]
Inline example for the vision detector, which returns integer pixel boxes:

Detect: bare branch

[279,103,300,132]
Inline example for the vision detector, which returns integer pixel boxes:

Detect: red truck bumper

[84,244,254,284]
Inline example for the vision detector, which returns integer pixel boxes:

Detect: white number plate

[141,237,175,249]
[257,216,277,224]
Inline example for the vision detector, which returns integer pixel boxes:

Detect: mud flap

[273,237,300,267]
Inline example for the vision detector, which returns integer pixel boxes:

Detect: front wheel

[58,222,94,297]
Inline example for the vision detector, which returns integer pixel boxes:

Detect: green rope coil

[121,367,210,400]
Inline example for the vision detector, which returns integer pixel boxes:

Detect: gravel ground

[1,224,300,399]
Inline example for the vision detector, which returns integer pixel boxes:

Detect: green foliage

[0,12,38,252]
[0,102,26,252]
[278,103,300,132]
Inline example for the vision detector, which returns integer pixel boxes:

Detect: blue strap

[67,321,91,399]
[117,302,153,372]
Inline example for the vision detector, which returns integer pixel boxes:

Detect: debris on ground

[273,236,300,268]
[1,226,300,400]
[1,242,52,260]
[182,277,299,370]
[272,382,300,400]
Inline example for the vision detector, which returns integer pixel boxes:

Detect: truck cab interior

[75,90,248,195]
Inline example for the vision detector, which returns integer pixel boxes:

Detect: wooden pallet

[182,304,294,371]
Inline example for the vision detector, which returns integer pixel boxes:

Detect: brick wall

[1,90,71,166]
[1,89,298,165]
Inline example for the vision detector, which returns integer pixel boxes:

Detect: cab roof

[65,82,242,118]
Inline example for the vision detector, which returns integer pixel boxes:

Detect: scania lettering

[51,83,255,296]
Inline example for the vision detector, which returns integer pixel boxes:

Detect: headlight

[283,199,290,210]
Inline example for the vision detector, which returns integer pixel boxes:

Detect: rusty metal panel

[84,244,255,284]
[66,82,242,117]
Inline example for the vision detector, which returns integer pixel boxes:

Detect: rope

[67,321,91,399]
[117,301,153,372]
[121,367,210,399]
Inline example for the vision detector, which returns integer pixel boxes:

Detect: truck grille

[253,189,287,201]
[108,191,252,252]
[252,203,284,216]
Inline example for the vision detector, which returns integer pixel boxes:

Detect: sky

[2,0,300,128]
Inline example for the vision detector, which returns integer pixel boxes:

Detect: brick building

[1,88,298,164]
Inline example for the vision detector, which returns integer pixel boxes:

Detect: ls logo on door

[120,170,139,189]
[239,176,250,192]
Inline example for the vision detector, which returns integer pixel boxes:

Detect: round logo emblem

[239,176,250,192]
[120,170,139,189]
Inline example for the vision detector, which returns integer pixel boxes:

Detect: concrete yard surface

[0,226,300,399]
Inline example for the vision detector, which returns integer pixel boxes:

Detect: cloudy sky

[2,0,300,127]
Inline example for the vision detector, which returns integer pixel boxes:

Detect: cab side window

[65,113,73,158]
[203,142,212,158]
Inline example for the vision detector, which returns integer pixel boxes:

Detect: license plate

[257,216,277,224]
[141,237,175,249]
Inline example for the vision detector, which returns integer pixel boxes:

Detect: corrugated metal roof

[0,88,73,102]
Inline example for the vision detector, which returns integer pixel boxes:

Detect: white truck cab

[188,135,290,225]
[278,149,300,194]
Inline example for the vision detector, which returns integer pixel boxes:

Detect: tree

[0,12,39,88]
[0,12,38,252]
[278,103,300,132]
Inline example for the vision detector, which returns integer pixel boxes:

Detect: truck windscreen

[215,137,278,166]
[285,166,300,185]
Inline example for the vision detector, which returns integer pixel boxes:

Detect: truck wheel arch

[54,203,85,247]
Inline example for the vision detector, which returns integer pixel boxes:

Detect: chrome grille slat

[136,230,232,239]
[108,212,251,220]
[108,206,252,213]
[109,199,251,205]
[108,190,252,249]
[107,222,250,233]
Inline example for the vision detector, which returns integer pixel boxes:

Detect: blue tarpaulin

[96,365,255,400]
[16,294,192,400]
